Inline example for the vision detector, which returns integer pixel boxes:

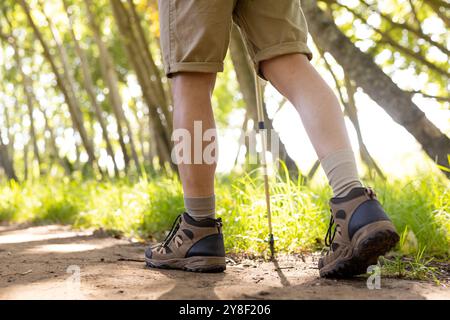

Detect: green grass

[0,171,449,261]
[380,251,445,284]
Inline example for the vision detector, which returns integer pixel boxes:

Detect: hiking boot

[145,212,226,273]
[318,187,399,278]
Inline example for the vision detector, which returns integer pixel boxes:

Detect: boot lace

[161,214,182,248]
[324,211,336,247]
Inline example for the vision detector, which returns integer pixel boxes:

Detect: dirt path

[0,224,448,300]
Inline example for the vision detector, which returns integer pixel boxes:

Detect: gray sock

[320,149,363,197]
[184,195,216,220]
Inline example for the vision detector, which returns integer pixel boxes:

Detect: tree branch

[329,1,450,77]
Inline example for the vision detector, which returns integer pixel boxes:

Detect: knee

[260,53,310,80]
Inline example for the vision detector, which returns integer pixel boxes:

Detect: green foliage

[221,170,329,255]
[379,173,450,256]
[326,0,449,99]
[380,247,445,284]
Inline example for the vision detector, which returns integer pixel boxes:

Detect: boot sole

[319,221,399,278]
[146,256,226,273]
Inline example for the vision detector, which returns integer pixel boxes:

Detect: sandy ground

[0,224,449,300]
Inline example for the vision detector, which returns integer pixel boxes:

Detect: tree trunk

[84,0,144,174]
[13,45,42,175]
[2,11,42,175]
[23,138,29,181]
[39,0,99,172]
[63,0,120,176]
[230,24,301,179]
[19,0,98,171]
[126,0,172,126]
[317,44,384,178]
[38,104,72,175]
[129,98,152,167]
[343,75,385,179]
[302,1,450,177]
[0,120,17,181]
[109,0,175,171]
[0,41,15,165]
[5,100,14,160]
[2,12,73,176]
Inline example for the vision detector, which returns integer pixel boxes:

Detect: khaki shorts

[158,0,312,78]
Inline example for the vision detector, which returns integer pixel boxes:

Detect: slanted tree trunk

[2,11,42,175]
[5,100,14,160]
[109,0,175,171]
[63,0,120,176]
[343,75,385,179]
[39,0,99,172]
[129,98,152,166]
[84,0,145,174]
[0,147,18,181]
[146,115,159,167]
[23,86,42,176]
[23,138,29,181]
[126,0,172,126]
[302,1,450,177]
[0,143,18,181]
[0,41,15,166]
[23,41,74,175]
[0,133,18,181]
[13,45,42,176]
[230,25,301,179]
[19,0,98,172]
[38,104,72,175]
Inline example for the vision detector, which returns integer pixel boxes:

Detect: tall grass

[0,171,448,258]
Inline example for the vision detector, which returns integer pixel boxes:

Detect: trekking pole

[254,71,275,259]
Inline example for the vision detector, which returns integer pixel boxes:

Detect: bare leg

[261,54,351,158]
[259,47,397,282]
[145,72,225,272]
[172,72,217,198]
[261,54,361,196]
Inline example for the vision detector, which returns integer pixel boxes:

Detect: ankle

[334,181,363,197]
[184,195,216,220]
[320,149,363,198]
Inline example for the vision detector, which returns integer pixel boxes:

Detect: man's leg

[145,72,226,272]
[173,73,217,220]
[261,54,398,278]
[260,54,362,197]
[146,0,233,272]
